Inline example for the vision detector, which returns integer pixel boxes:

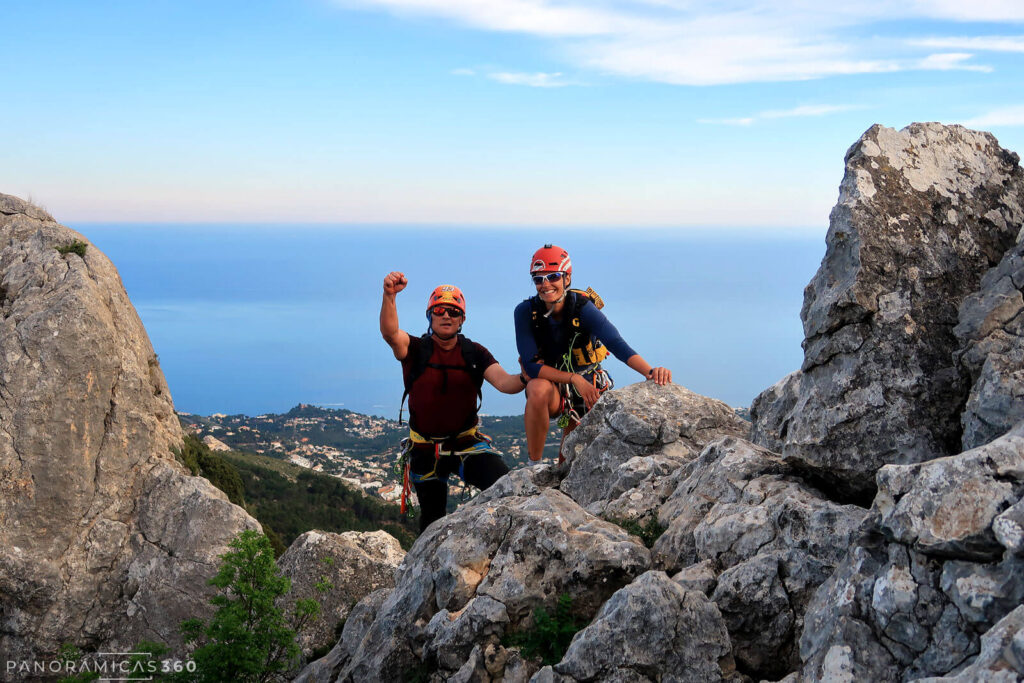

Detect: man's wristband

[520,373,529,386]
[647,368,655,378]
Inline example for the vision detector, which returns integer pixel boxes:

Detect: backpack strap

[398,334,486,427]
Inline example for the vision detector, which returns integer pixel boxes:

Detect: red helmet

[530,244,572,276]
[426,284,466,315]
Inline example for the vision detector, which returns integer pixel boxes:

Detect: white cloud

[336,0,1024,85]
[910,35,1024,52]
[960,105,1024,127]
[488,71,573,87]
[915,52,992,71]
[451,67,476,75]
[700,103,862,125]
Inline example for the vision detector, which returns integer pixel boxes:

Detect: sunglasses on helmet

[531,272,565,285]
[430,305,464,318]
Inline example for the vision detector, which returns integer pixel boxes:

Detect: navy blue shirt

[514,296,636,378]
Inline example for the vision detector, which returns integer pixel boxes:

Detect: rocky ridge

[296,122,1024,682]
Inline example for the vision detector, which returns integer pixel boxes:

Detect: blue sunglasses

[532,272,565,285]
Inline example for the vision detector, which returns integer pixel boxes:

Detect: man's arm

[380,271,411,361]
[483,363,527,394]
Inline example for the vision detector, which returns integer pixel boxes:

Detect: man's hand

[571,374,601,410]
[383,271,408,296]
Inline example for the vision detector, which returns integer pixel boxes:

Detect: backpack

[399,334,487,431]
[527,287,609,370]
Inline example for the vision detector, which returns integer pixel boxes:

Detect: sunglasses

[430,305,464,318]
[531,272,565,285]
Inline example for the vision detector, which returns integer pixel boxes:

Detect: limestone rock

[652,437,866,678]
[335,488,651,682]
[914,605,1024,682]
[277,530,404,656]
[201,434,231,451]
[799,426,1024,681]
[0,193,259,659]
[550,571,734,682]
[872,422,1024,561]
[955,230,1024,450]
[292,588,391,683]
[749,370,802,454]
[560,382,749,519]
[759,123,1024,497]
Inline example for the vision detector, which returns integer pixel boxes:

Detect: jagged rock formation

[798,422,1024,681]
[560,382,749,522]
[278,530,405,656]
[0,194,259,661]
[954,228,1024,451]
[753,123,1024,497]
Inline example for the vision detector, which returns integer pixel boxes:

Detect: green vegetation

[56,644,99,682]
[176,434,418,554]
[181,530,316,682]
[56,240,88,257]
[177,434,246,506]
[610,516,667,549]
[503,593,583,666]
[223,450,417,550]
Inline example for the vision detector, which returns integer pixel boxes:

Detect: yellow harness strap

[408,425,479,445]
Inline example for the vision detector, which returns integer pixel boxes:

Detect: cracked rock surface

[799,422,1024,682]
[298,488,650,682]
[0,193,259,661]
[955,226,1024,451]
[278,530,405,657]
[752,123,1024,498]
[560,382,749,521]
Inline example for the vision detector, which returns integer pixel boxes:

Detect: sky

[2,0,1024,229]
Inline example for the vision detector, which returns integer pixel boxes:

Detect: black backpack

[399,334,487,430]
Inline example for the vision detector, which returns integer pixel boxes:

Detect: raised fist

[383,271,408,296]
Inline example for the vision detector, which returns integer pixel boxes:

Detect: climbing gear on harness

[527,288,609,370]
[398,334,487,432]
[531,244,572,276]
[396,425,503,514]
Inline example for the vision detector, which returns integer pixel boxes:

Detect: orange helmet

[530,244,571,276]
[426,284,466,316]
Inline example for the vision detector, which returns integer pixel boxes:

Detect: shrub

[610,516,666,548]
[503,593,582,666]
[56,240,88,257]
[180,530,318,682]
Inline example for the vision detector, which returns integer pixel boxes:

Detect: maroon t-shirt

[402,335,497,437]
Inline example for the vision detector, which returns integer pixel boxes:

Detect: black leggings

[410,449,509,532]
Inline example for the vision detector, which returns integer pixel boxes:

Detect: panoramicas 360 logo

[5,651,195,681]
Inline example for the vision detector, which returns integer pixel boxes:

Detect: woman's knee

[525,378,555,402]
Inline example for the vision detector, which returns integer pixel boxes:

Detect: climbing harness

[395,425,502,515]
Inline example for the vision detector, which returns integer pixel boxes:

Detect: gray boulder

[546,570,735,683]
[754,123,1024,497]
[954,229,1024,450]
[915,605,1024,682]
[277,530,405,657]
[652,437,866,678]
[799,424,1024,681]
[0,193,260,659]
[292,588,391,683]
[335,488,651,682]
[560,382,749,520]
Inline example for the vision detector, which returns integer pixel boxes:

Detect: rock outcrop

[753,123,1024,497]
[799,422,1024,681]
[954,228,1024,451]
[0,194,259,661]
[277,530,405,656]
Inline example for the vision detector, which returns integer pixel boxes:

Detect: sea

[74,224,825,418]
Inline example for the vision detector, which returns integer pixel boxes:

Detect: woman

[514,244,671,461]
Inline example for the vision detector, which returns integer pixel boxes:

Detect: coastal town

[178,404,539,504]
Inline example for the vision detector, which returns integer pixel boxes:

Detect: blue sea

[74,225,824,418]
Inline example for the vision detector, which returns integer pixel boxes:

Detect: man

[380,271,524,532]
[514,244,672,461]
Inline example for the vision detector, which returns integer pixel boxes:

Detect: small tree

[181,530,319,682]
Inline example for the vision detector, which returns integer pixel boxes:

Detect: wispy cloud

[451,67,476,76]
[700,103,862,125]
[336,1,1022,85]
[910,35,1024,52]
[960,105,1024,127]
[487,71,575,87]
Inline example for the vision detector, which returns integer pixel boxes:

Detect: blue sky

[3,0,1024,230]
